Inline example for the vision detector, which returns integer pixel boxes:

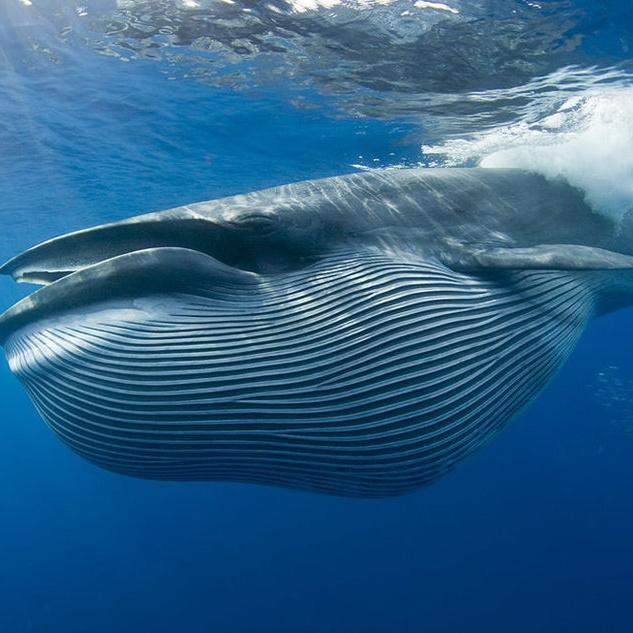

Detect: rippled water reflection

[6,0,633,138]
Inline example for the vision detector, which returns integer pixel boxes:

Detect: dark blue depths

[1,4,633,632]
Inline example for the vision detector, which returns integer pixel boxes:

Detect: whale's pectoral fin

[442,242,633,272]
[0,247,259,343]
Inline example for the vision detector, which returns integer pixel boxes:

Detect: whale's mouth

[0,244,261,345]
[10,269,76,286]
[0,211,230,287]
[0,209,270,344]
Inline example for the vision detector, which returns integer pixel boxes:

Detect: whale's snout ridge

[0,209,228,287]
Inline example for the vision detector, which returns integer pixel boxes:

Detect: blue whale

[1,168,631,496]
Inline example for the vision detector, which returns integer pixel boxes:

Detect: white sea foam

[424,85,633,220]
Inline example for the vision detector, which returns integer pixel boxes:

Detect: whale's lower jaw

[4,251,595,497]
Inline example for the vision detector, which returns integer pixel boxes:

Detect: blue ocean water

[1,1,633,631]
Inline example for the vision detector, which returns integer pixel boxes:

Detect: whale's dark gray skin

[1,167,632,496]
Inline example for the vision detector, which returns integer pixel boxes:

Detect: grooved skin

[5,251,596,497]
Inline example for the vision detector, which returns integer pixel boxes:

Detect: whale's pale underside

[1,168,632,496]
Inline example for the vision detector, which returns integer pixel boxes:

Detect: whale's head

[2,167,633,338]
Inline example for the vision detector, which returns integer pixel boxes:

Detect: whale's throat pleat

[4,252,595,497]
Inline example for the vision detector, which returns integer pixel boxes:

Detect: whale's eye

[227,212,279,233]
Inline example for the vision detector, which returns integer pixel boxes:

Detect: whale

[1,167,632,497]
